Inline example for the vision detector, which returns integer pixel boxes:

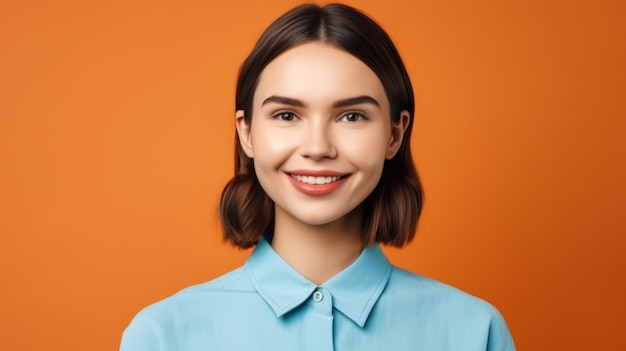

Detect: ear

[386,110,410,159]
[235,110,254,158]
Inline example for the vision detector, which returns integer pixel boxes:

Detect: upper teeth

[292,174,341,185]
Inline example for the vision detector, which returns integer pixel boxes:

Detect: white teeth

[291,174,341,185]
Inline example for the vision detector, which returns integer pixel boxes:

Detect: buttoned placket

[245,238,392,350]
[304,287,334,351]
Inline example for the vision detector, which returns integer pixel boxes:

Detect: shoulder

[140,266,250,315]
[120,267,253,349]
[381,266,515,350]
[387,266,499,313]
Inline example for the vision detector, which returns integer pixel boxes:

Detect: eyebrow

[333,95,380,108]
[261,95,380,108]
[261,95,305,107]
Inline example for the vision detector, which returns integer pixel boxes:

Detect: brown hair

[220,3,423,248]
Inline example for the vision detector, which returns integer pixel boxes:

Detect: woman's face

[237,41,407,228]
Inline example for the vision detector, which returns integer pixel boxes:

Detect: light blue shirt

[121,237,515,350]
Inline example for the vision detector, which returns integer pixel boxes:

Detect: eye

[273,111,297,121]
[340,112,367,122]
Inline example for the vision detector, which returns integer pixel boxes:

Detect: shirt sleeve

[119,312,163,351]
[486,306,516,351]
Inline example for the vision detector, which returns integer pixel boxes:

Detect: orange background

[1,0,624,350]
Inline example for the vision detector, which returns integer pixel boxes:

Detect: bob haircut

[220,3,423,249]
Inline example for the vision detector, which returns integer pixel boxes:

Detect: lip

[287,169,348,177]
[285,170,351,196]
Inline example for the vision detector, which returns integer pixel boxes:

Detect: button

[312,291,323,302]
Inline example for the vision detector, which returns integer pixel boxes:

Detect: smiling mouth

[289,174,345,185]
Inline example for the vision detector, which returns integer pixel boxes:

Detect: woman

[121,3,515,350]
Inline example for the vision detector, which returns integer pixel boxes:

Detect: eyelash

[272,111,298,121]
[339,112,367,122]
[271,111,368,122]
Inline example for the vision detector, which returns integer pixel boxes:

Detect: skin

[237,42,410,284]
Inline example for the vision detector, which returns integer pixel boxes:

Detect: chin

[292,211,356,227]
[299,216,342,227]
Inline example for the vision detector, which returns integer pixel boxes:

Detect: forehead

[253,42,388,108]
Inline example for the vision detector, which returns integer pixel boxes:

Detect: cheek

[250,128,294,167]
[337,130,390,166]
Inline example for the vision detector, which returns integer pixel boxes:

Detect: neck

[271,206,364,285]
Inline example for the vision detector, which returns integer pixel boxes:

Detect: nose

[299,120,337,160]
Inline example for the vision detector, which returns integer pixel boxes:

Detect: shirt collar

[244,236,392,328]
